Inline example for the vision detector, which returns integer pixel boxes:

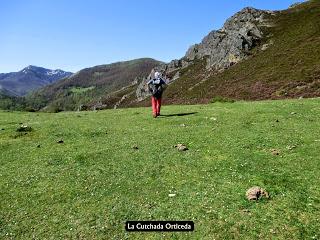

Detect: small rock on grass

[246,186,269,201]
[174,144,188,151]
[168,193,176,197]
[271,149,280,155]
[180,124,186,127]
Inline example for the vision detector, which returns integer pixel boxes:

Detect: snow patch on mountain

[0,66,73,96]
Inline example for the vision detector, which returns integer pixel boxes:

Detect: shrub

[16,125,33,132]
[25,107,37,112]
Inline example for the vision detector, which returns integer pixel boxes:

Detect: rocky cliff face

[186,7,273,69]
[135,7,274,101]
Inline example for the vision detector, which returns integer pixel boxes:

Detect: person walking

[147,71,167,118]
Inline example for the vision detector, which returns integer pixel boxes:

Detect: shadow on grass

[160,112,198,117]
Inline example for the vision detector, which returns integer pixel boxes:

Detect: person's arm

[160,78,167,90]
[147,79,153,85]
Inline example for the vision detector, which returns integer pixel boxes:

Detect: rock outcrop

[289,2,304,8]
[186,7,271,69]
[135,7,273,101]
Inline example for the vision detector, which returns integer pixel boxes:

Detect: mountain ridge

[0,66,72,96]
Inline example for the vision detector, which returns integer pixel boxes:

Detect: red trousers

[151,96,162,115]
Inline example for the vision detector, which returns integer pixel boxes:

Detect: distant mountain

[0,65,72,96]
[27,58,162,111]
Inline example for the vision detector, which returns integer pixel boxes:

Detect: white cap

[154,71,161,78]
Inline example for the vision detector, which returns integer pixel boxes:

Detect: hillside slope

[0,66,72,96]
[120,0,320,107]
[27,58,162,111]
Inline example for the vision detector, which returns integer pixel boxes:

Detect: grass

[69,86,95,94]
[1,98,320,239]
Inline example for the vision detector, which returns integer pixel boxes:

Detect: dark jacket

[147,78,167,99]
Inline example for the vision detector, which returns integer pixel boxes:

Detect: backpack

[148,78,166,98]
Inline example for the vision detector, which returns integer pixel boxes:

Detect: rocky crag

[136,7,274,101]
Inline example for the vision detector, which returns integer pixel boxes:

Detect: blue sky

[0,0,302,72]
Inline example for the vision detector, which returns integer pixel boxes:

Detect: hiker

[147,71,167,118]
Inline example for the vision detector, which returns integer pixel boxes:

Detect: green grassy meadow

[1,98,320,239]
